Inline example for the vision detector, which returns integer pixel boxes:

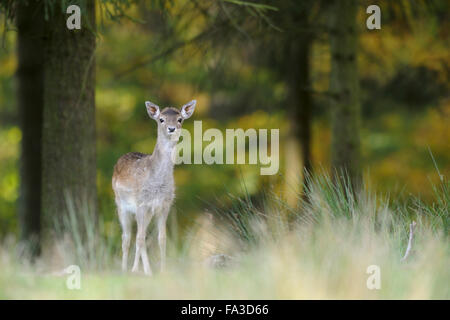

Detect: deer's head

[145,100,196,141]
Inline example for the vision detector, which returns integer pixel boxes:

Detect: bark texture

[42,2,97,228]
[329,0,362,190]
[16,0,44,255]
[291,38,313,177]
[285,24,313,200]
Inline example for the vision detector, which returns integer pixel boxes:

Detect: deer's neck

[148,135,177,174]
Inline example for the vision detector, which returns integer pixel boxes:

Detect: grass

[0,172,448,299]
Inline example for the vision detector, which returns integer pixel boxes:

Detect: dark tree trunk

[286,36,313,197]
[295,38,313,178]
[16,0,44,256]
[42,2,97,229]
[329,0,362,190]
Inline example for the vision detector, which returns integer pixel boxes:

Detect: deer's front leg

[132,206,153,275]
[157,208,170,272]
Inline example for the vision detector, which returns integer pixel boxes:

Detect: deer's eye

[159,118,165,123]
[178,118,182,123]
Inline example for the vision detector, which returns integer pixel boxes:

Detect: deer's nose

[168,127,176,133]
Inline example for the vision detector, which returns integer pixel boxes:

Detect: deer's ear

[181,100,196,119]
[145,101,160,120]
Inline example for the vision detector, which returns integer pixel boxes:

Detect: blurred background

[0,0,448,249]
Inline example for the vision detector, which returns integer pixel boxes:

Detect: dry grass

[0,173,448,299]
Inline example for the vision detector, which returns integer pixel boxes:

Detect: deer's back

[112,152,149,190]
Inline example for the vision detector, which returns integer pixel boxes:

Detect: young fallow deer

[112,99,196,275]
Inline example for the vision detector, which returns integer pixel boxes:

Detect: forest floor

[1,174,448,299]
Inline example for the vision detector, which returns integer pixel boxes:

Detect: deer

[112,99,196,275]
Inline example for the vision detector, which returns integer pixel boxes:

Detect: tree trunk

[295,37,313,179]
[286,35,313,201]
[329,0,362,190]
[16,0,44,256]
[42,2,97,230]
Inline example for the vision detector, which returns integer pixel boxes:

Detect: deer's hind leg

[117,206,132,272]
[132,206,153,275]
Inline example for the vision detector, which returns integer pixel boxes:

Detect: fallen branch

[401,221,416,262]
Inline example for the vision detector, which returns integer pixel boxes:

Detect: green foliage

[0,0,448,239]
